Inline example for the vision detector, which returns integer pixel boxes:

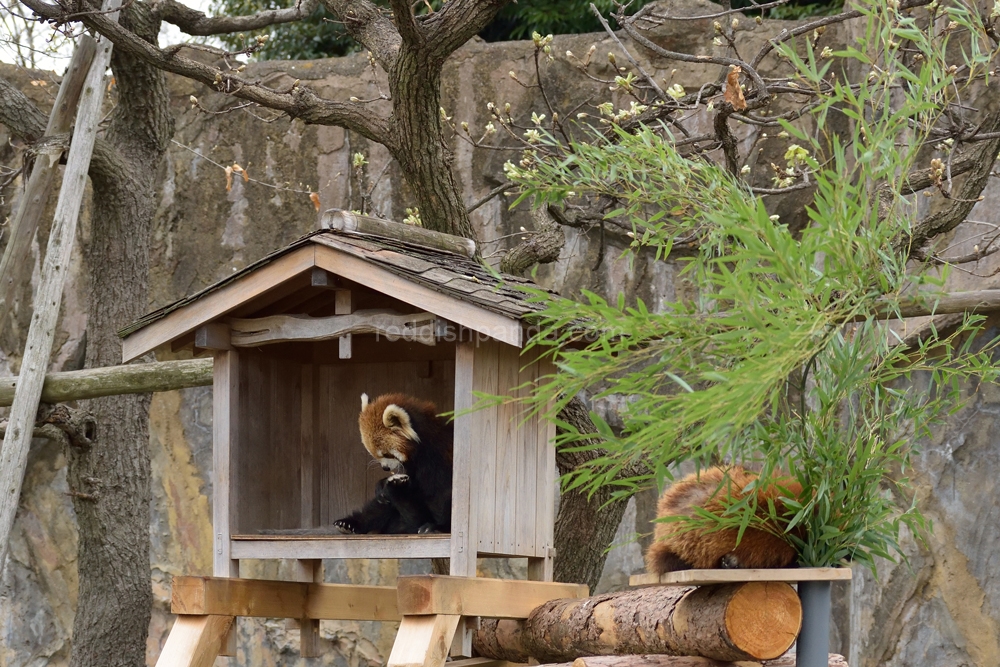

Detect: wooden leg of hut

[388,614,461,667]
[293,559,323,657]
[155,615,234,667]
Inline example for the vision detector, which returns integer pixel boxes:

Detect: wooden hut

[122,211,559,581]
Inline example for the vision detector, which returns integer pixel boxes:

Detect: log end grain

[723,582,801,660]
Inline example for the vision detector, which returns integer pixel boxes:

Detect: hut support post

[795,581,831,667]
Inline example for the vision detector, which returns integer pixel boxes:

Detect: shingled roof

[120,226,553,341]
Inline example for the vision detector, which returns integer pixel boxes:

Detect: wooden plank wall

[235,350,303,532]
[472,343,555,558]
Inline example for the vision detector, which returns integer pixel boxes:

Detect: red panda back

[645,466,800,574]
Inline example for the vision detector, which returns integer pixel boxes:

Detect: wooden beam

[0,2,121,573]
[864,289,1000,321]
[311,267,336,288]
[229,534,451,560]
[153,615,234,667]
[228,309,437,347]
[323,209,477,259]
[0,37,97,316]
[194,322,231,350]
[396,576,588,618]
[387,614,461,667]
[628,567,852,588]
[314,244,523,348]
[170,575,401,621]
[0,358,213,407]
[121,247,316,362]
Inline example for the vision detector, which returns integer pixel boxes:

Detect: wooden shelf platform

[629,567,852,587]
[230,534,451,559]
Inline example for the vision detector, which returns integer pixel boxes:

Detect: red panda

[645,466,801,574]
[334,393,454,535]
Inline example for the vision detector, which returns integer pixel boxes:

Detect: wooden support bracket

[154,615,234,667]
[387,614,461,667]
[194,322,231,351]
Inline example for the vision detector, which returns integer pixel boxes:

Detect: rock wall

[1,2,1000,665]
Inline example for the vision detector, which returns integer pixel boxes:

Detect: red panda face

[358,393,421,471]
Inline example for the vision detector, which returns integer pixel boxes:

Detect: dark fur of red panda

[645,466,801,574]
[333,393,453,535]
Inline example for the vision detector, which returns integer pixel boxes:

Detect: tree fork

[472,583,802,664]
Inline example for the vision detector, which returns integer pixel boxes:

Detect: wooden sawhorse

[155,574,588,667]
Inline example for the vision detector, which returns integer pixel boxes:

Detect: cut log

[0,358,213,407]
[322,209,477,258]
[472,583,801,664]
[536,654,848,667]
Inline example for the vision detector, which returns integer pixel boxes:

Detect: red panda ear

[361,393,369,410]
[383,404,421,443]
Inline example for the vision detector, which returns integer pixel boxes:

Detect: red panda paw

[720,553,741,569]
[386,473,410,486]
[333,518,358,534]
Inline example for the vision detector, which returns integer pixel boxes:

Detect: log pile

[535,654,849,667]
[473,582,802,664]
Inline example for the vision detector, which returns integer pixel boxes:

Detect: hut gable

[120,216,552,361]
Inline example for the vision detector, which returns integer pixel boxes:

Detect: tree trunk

[552,396,637,592]
[387,49,476,241]
[472,582,802,664]
[66,5,173,666]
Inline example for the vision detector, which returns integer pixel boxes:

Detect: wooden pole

[0,358,213,407]
[0,37,97,317]
[0,0,122,572]
[472,583,802,664]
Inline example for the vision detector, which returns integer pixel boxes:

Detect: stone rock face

[1,2,1000,666]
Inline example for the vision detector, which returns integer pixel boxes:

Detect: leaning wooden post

[0,0,122,571]
[0,36,97,317]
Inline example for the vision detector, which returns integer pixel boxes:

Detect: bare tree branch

[0,77,48,140]
[18,0,393,143]
[321,0,401,70]
[898,112,1000,255]
[749,0,933,68]
[422,0,509,61]
[388,0,423,46]
[156,0,319,36]
[618,16,770,101]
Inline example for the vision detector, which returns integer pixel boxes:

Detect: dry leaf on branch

[724,65,747,111]
[310,192,321,211]
[232,163,249,183]
[224,166,233,192]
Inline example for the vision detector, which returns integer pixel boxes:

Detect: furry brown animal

[334,393,453,535]
[645,466,801,574]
